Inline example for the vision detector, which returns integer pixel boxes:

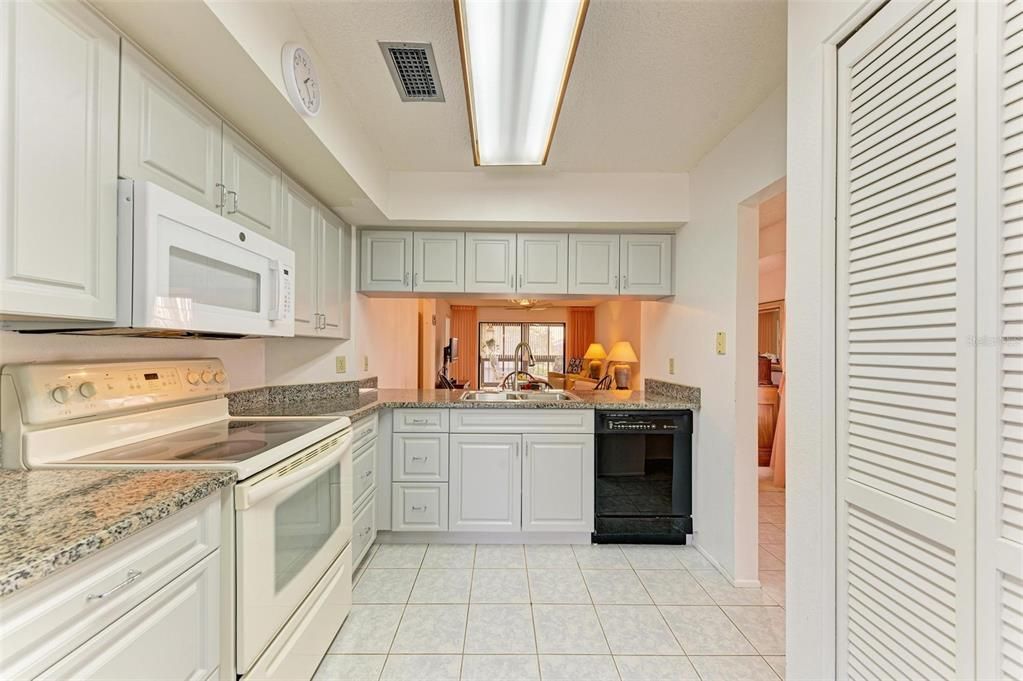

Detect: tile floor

[315,477,786,681]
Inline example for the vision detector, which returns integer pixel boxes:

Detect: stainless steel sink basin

[459,390,579,402]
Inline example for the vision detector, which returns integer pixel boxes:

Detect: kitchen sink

[459,390,580,402]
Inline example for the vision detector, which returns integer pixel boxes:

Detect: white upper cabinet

[620,234,673,296]
[360,230,412,292]
[465,233,517,293]
[284,179,319,336]
[222,126,283,241]
[521,434,594,533]
[319,209,351,339]
[517,233,568,294]
[413,232,464,293]
[449,434,521,532]
[568,234,621,295]
[119,42,223,212]
[0,1,119,322]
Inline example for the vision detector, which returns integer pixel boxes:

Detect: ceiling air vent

[379,42,445,102]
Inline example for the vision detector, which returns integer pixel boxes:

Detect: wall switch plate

[716,332,727,355]
[335,356,347,374]
[363,356,369,372]
[668,357,675,375]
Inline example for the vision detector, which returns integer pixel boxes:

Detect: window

[478,322,566,387]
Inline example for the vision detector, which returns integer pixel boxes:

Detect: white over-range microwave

[9,180,296,338]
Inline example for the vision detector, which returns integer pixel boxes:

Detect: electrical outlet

[363,355,369,372]
[716,332,727,355]
[668,357,675,375]
[335,356,347,374]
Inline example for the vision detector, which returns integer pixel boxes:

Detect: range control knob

[213,370,226,384]
[201,370,214,384]
[186,371,201,386]
[79,382,98,398]
[51,386,72,404]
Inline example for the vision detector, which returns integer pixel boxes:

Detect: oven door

[126,180,295,337]
[234,430,352,673]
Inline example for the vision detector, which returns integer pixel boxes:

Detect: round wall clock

[281,42,321,116]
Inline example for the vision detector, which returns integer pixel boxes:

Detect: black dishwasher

[593,410,693,544]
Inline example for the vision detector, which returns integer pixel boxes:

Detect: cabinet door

[517,233,568,294]
[319,209,351,339]
[413,232,464,293]
[522,434,594,532]
[465,233,516,293]
[283,178,319,336]
[568,234,620,295]
[620,234,673,296]
[222,126,282,241]
[449,434,521,532]
[0,1,118,321]
[360,230,412,292]
[119,42,223,212]
[37,552,219,681]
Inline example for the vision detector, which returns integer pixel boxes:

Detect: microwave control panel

[3,359,229,425]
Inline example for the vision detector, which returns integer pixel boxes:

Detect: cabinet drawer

[393,433,449,482]
[353,439,376,509]
[0,495,221,680]
[352,496,377,568]
[37,550,220,681]
[352,413,379,449]
[393,409,449,432]
[450,409,594,434]
[392,483,448,531]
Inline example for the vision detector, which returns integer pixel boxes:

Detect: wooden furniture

[758,300,785,370]
[757,384,779,467]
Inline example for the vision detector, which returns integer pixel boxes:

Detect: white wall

[640,85,786,584]
[593,300,643,388]
[786,2,871,678]
[0,332,266,390]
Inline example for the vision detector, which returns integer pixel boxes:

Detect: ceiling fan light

[455,0,589,166]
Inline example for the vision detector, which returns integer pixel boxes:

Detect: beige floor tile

[528,568,591,604]
[573,544,631,569]
[538,655,620,681]
[614,655,700,681]
[758,546,784,571]
[328,604,404,653]
[689,655,780,681]
[758,524,785,545]
[583,569,653,604]
[636,570,714,605]
[764,655,786,679]
[353,569,418,604]
[759,491,785,507]
[461,655,540,681]
[422,544,476,568]
[475,544,526,568]
[314,654,385,681]
[464,603,536,654]
[532,604,610,654]
[389,604,467,654]
[595,605,683,655]
[658,606,756,655]
[721,606,785,655]
[369,544,428,568]
[525,544,578,568]
[760,543,785,564]
[471,568,531,603]
[379,655,461,681]
[620,544,685,569]
[758,570,785,606]
[409,569,472,603]
[688,570,776,606]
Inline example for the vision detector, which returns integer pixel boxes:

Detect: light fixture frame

[453,0,590,167]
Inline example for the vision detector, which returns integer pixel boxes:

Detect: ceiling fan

[503,298,552,312]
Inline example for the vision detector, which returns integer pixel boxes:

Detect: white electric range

[0,359,353,681]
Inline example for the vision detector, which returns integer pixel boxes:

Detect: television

[445,337,459,362]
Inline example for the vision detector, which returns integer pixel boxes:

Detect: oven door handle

[235,431,353,510]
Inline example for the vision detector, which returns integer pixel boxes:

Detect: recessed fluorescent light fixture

[454,0,589,166]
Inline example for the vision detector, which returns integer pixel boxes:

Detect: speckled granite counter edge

[228,377,372,413]
[1,471,235,599]
[645,378,701,404]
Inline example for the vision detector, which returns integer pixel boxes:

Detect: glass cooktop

[71,419,331,464]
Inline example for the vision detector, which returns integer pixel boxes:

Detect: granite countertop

[231,385,700,422]
[0,469,235,599]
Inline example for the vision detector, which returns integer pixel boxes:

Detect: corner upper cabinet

[517,234,568,294]
[119,41,223,212]
[620,234,673,296]
[568,234,620,295]
[465,233,516,294]
[222,126,283,241]
[360,231,412,292]
[0,0,119,322]
[413,232,464,293]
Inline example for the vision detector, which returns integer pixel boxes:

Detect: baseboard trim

[376,530,593,545]
[694,543,762,588]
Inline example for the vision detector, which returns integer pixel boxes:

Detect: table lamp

[583,343,607,379]
[607,341,638,388]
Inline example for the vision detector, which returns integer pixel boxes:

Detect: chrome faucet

[511,341,534,391]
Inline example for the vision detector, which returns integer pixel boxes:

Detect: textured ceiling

[292,0,786,174]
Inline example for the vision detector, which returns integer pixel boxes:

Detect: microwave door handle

[235,431,353,510]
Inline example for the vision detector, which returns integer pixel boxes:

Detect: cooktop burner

[71,418,332,464]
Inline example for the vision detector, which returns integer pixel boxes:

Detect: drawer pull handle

[410,456,427,462]
[409,418,429,425]
[411,505,428,512]
[87,569,143,602]
[361,470,374,479]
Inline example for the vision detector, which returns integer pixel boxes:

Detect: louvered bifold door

[836,1,977,679]
[977,1,1023,679]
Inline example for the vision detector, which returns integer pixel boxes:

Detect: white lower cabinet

[392,483,448,531]
[352,414,379,567]
[37,552,220,681]
[522,434,595,532]
[393,433,449,482]
[449,434,522,532]
[352,496,376,567]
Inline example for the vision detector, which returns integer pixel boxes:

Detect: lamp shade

[607,341,638,363]
[583,343,607,360]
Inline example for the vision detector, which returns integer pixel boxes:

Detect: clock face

[283,44,321,116]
